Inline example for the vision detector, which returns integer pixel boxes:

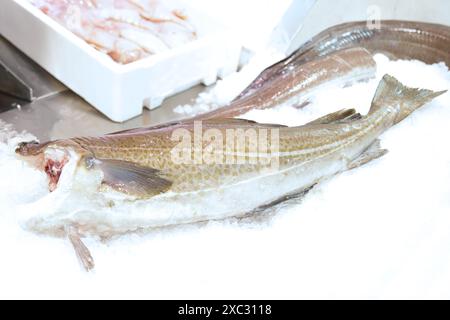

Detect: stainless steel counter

[0,79,204,142]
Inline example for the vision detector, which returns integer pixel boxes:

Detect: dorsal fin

[106,120,182,136]
[200,118,288,128]
[306,108,362,125]
[106,118,287,136]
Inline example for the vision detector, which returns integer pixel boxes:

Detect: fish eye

[15,140,40,154]
[84,156,97,169]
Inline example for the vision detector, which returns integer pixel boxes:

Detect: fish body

[194,47,376,119]
[239,20,450,100]
[16,76,445,262]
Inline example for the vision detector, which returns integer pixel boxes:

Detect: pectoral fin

[87,158,172,198]
[348,139,388,170]
[66,226,95,272]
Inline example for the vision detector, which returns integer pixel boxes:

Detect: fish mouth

[16,140,48,156]
[44,156,68,192]
[16,141,69,192]
[17,140,86,192]
[15,141,64,191]
[42,148,71,192]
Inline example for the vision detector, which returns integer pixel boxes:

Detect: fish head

[15,139,93,193]
[13,140,106,236]
[16,140,45,156]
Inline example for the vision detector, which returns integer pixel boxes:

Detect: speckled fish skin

[238,20,450,100]
[17,76,445,200]
[192,47,376,120]
[19,115,376,196]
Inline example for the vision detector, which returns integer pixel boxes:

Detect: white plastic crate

[0,0,242,122]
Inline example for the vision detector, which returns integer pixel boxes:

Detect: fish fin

[66,226,95,272]
[242,184,316,220]
[292,100,311,109]
[202,118,259,125]
[106,118,287,136]
[369,74,447,123]
[347,139,388,170]
[233,44,300,101]
[92,158,172,198]
[306,108,362,125]
[202,118,288,128]
[344,113,363,121]
[106,120,182,136]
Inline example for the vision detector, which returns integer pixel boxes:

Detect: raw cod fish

[15,75,446,270]
[238,20,450,101]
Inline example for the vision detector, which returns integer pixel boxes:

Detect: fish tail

[369,74,447,124]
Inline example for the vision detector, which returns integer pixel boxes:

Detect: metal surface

[0,92,27,113]
[0,35,66,101]
[0,85,204,142]
[0,59,32,101]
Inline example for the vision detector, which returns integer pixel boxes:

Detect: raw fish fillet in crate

[0,0,241,121]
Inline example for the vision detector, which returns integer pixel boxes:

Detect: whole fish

[238,20,450,100]
[16,75,445,270]
[193,47,376,119]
